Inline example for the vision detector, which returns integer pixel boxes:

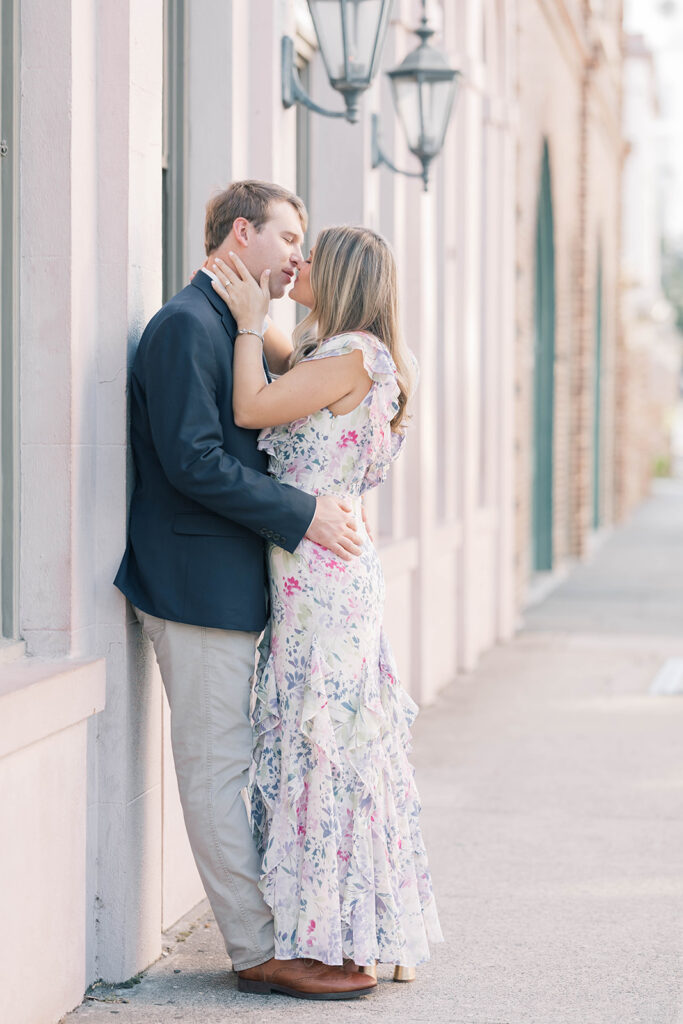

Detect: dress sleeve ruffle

[304,332,405,492]
[304,330,400,424]
[257,331,407,489]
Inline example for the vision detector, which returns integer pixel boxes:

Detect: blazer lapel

[191,269,272,382]
[191,270,237,340]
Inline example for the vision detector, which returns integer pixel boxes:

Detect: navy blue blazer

[114,272,316,631]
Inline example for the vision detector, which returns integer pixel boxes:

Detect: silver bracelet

[236,328,264,343]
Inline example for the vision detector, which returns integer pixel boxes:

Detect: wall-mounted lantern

[372,0,460,190]
[282,0,395,124]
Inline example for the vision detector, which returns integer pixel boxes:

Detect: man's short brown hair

[204,180,308,255]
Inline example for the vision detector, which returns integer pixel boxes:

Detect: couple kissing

[115,179,442,1000]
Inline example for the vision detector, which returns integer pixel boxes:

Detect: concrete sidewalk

[64,481,683,1024]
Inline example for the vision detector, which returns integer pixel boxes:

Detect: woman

[210,226,442,976]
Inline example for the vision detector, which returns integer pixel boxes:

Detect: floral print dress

[250,330,443,967]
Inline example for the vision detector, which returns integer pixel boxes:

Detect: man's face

[241,200,304,299]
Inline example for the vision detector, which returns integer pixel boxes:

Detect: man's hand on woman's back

[305,496,362,561]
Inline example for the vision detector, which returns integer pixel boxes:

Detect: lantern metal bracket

[371,113,430,192]
[282,36,358,123]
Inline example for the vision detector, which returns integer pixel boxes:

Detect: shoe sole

[238,978,376,1000]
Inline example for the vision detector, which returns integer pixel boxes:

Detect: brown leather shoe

[238,957,377,1000]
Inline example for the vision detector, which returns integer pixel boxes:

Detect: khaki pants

[134,607,275,971]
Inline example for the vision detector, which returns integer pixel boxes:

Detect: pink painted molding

[0,656,106,759]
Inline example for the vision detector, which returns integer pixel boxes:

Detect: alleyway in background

[65,480,683,1024]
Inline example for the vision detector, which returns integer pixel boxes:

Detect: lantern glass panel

[419,77,457,155]
[391,73,458,158]
[390,76,421,153]
[308,0,387,84]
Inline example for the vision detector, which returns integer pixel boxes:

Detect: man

[115,181,375,1000]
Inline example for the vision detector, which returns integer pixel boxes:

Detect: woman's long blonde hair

[291,226,415,431]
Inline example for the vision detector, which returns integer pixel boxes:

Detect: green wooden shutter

[532,141,555,572]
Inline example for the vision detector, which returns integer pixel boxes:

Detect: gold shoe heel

[359,963,378,980]
[393,965,416,982]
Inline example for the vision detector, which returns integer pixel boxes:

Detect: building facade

[618,30,680,509]
[514,0,625,606]
[0,2,676,1023]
